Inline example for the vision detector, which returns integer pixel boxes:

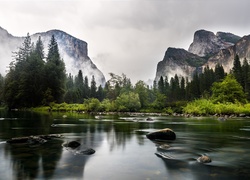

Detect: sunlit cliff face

[0,27,106,86]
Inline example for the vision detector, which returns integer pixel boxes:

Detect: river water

[0,110,250,180]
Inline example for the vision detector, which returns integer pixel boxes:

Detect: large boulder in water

[62,141,81,149]
[146,128,176,140]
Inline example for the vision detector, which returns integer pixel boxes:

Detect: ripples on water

[0,111,250,179]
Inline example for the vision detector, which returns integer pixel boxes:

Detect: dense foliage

[1,35,250,114]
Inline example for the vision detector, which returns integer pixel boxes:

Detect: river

[0,110,250,180]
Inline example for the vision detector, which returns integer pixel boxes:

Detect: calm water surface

[0,110,250,180]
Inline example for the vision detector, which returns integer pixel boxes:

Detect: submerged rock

[6,134,63,147]
[62,141,95,155]
[158,144,170,150]
[197,155,212,163]
[146,128,176,140]
[76,148,95,155]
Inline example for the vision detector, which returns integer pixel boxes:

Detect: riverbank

[27,100,250,119]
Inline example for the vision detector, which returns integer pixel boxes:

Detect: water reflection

[1,111,250,179]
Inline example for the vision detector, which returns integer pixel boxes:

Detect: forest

[1,34,250,115]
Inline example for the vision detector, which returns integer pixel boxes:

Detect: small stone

[197,155,212,163]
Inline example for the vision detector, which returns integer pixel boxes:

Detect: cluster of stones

[7,135,95,155]
[62,141,95,155]
[146,128,211,164]
[6,134,63,147]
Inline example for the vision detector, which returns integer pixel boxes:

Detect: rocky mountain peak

[216,31,241,44]
[155,47,206,82]
[155,29,248,83]
[188,29,233,57]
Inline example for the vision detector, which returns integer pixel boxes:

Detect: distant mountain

[0,26,106,86]
[188,30,239,57]
[155,29,246,82]
[155,47,205,82]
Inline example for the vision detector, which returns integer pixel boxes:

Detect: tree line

[0,33,249,112]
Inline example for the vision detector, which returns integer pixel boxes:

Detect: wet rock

[158,144,170,150]
[27,136,47,147]
[146,117,153,121]
[62,141,81,148]
[197,155,212,163]
[6,136,47,147]
[76,148,95,155]
[146,128,176,140]
[6,134,63,144]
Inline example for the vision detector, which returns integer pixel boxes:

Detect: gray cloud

[0,0,250,83]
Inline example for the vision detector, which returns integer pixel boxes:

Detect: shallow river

[0,110,250,180]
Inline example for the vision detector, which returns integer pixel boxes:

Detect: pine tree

[158,76,165,94]
[232,54,243,86]
[44,35,66,103]
[242,58,250,100]
[75,70,84,103]
[215,63,225,81]
[90,75,97,98]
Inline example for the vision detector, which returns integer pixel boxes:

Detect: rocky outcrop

[155,47,205,82]
[0,26,106,86]
[216,31,241,44]
[204,35,250,73]
[146,128,176,140]
[6,134,63,147]
[188,30,234,57]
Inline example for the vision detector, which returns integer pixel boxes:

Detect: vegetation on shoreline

[1,34,250,116]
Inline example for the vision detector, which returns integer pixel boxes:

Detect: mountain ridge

[155,29,248,82]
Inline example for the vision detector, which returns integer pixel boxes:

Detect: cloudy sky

[0,0,249,83]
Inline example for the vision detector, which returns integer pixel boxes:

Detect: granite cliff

[155,29,246,82]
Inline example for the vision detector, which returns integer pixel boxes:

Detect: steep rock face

[188,30,233,57]
[155,47,205,82]
[0,27,105,86]
[155,29,245,82]
[205,35,250,72]
[216,32,241,44]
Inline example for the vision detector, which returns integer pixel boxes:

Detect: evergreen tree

[242,58,250,100]
[90,75,97,98]
[14,33,32,63]
[75,70,84,103]
[83,76,90,98]
[189,71,200,100]
[0,74,4,105]
[44,35,66,103]
[158,76,165,94]
[96,85,105,101]
[214,63,225,81]
[232,54,243,86]
[180,77,185,100]
[35,36,45,60]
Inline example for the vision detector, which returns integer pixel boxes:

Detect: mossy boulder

[146,128,176,140]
